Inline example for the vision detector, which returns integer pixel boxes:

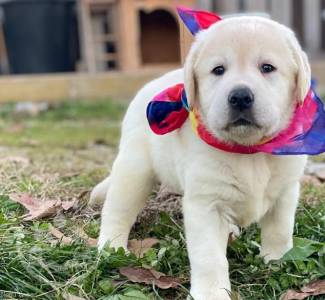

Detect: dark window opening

[139,9,180,65]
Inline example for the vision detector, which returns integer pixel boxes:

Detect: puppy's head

[184,16,311,146]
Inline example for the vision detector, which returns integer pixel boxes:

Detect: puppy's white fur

[91,16,310,300]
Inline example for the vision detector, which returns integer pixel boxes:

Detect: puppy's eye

[260,63,276,74]
[212,66,225,76]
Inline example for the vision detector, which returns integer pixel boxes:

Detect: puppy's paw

[97,231,128,252]
[260,244,292,263]
[189,288,231,300]
[97,236,109,251]
[97,237,128,252]
[261,252,283,264]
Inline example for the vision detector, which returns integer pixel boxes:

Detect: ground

[0,99,324,300]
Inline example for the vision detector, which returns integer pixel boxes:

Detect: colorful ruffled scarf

[146,7,325,155]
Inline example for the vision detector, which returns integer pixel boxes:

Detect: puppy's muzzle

[228,87,256,127]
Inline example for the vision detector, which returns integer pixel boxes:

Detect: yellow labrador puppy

[91,16,310,300]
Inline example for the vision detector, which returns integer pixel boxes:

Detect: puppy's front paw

[97,234,128,252]
[190,288,231,300]
[97,236,109,251]
[260,243,292,263]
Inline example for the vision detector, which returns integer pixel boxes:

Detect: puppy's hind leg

[98,145,155,250]
[89,176,111,207]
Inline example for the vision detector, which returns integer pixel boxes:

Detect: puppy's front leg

[183,195,232,300]
[260,182,300,263]
[98,149,154,250]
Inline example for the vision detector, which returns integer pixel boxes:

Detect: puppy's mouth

[225,116,261,130]
[231,117,254,127]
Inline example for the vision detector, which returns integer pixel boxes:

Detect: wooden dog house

[78,0,195,72]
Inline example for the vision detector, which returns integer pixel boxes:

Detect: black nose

[228,87,254,111]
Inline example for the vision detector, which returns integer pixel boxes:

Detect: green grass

[0,99,125,148]
[0,99,324,300]
[0,193,323,300]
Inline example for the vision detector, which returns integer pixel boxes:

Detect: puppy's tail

[89,176,111,207]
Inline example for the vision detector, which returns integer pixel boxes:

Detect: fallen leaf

[280,280,325,300]
[75,227,98,246]
[301,280,325,295]
[301,175,322,186]
[305,162,325,175]
[119,266,180,289]
[280,290,311,300]
[229,291,242,300]
[49,225,72,245]
[61,199,77,210]
[314,168,325,181]
[305,162,325,181]
[10,193,76,220]
[128,238,159,258]
[63,293,86,300]
[78,190,90,200]
[10,193,61,220]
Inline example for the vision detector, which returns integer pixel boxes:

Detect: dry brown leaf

[63,293,86,300]
[281,280,325,300]
[10,193,76,220]
[280,290,310,300]
[301,280,325,295]
[10,193,61,220]
[128,238,160,258]
[61,199,77,211]
[301,175,322,186]
[78,190,90,200]
[75,228,98,246]
[49,225,73,245]
[119,266,180,289]
[314,168,325,181]
[49,225,99,247]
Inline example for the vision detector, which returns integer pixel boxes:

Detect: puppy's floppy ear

[287,32,311,103]
[184,38,201,108]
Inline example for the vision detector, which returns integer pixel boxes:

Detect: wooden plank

[92,11,108,71]
[118,0,139,71]
[78,0,97,72]
[94,33,116,43]
[0,70,174,103]
[97,53,118,61]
